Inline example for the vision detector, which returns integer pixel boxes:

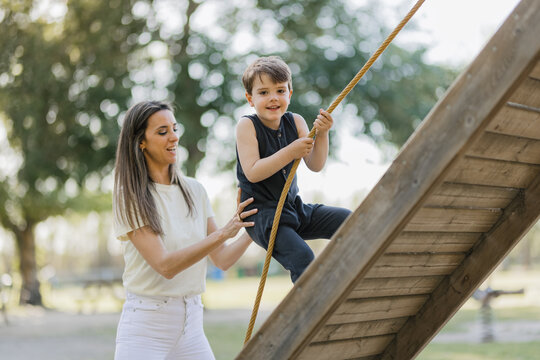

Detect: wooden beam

[312,318,408,342]
[349,276,444,298]
[424,183,518,209]
[380,170,540,360]
[487,105,540,139]
[529,60,540,80]
[298,335,394,360]
[386,232,480,253]
[365,253,465,278]
[445,157,540,188]
[327,295,428,324]
[236,1,540,359]
[405,207,501,232]
[508,78,540,108]
[467,131,540,165]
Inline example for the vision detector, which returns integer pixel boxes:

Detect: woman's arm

[127,197,256,279]
[208,219,253,271]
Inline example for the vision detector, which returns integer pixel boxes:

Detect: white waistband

[126,291,200,304]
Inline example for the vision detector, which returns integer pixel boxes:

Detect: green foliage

[0,0,149,303]
[0,0,147,231]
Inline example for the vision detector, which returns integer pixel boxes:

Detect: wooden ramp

[237,1,540,359]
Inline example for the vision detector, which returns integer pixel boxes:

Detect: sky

[199,0,523,210]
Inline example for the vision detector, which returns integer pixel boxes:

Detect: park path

[0,306,539,359]
[0,306,271,360]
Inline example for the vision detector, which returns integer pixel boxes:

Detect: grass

[203,275,293,309]
[418,342,540,360]
[205,322,247,360]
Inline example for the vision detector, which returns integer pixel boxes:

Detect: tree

[0,0,148,304]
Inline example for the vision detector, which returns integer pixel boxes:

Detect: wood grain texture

[405,207,502,233]
[298,335,394,360]
[487,105,540,139]
[445,157,540,188]
[312,318,408,342]
[508,78,540,108]
[530,60,540,80]
[467,131,540,164]
[380,173,540,360]
[424,182,518,209]
[349,277,444,299]
[386,232,480,253]
[326,295,429,326]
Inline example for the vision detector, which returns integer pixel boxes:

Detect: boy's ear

[245,92,254,106]
[289,89,293,100]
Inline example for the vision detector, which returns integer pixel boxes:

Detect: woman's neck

[148,166,171,185]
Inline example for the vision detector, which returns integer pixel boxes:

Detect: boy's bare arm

[293,112,330,172]
[236,117,313,183]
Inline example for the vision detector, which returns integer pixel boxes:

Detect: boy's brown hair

[242,56,292,95]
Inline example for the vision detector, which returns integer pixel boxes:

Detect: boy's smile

[246,74,292,130]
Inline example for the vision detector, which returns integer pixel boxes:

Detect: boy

[236,56,351,283]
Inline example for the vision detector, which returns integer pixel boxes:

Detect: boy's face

[246,73,292,126]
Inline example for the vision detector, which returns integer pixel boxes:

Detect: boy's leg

[299,204,351,240]
[266,225,315,283]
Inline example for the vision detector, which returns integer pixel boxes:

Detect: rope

[244,0,426,344]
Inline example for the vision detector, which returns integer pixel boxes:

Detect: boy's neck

[257,113,282,130]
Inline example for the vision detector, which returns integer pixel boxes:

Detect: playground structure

[237,0,540,359]
[472,287,525,343]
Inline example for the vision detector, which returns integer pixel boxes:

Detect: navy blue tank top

[236,112,299,205]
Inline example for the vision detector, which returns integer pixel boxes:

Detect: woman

[113,101,257,359]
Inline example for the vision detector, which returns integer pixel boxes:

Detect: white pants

[115,292,215,360]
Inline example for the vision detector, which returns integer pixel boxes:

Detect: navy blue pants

[245,197,351,283]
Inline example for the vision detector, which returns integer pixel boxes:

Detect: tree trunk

[15,225,42,305]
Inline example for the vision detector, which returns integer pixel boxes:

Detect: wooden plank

[298,335,394,360]
[386,232,480,253]
[365,253,464,278]
[312,318,408,342]
[445,157,540,188]
[508,78,540,108]
[487,105,540,139]
[405,207,501,233]
[529,60,540,80]
[380,169,540,360]
[327,295,428,325]
[467,131,540,164]
[237,3,540,359]
[349,276,444,299]
[425,182,518,209]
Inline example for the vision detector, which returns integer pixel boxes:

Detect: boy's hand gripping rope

[244,0,426,345]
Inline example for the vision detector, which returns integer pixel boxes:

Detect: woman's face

[139,109,179,171]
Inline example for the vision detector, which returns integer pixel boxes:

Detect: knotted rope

[244,0,426,344]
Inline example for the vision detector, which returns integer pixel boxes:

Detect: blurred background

[1,0,538,359]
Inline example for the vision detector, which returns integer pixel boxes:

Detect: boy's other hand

[313,109,333,133]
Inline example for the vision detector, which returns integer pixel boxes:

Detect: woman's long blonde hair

[114,101,195,235]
